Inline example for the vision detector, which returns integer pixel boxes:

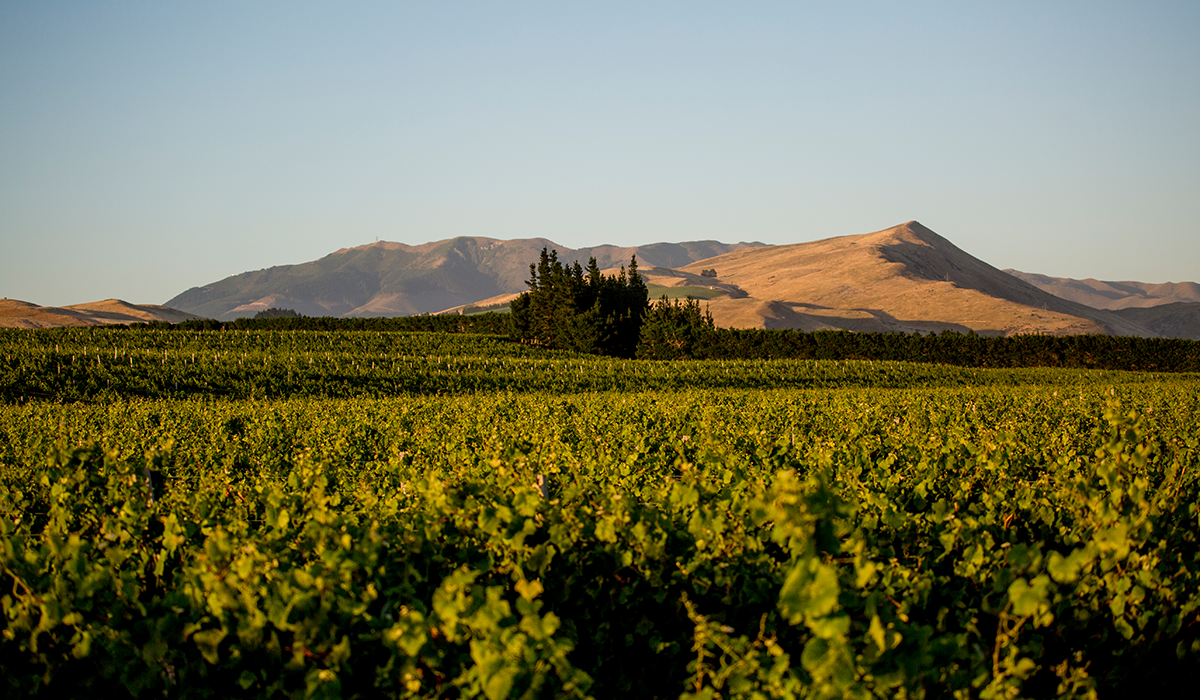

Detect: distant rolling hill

[1003,271,1200,340]
[1005,270,1200,309]
[0,299,201,328]
[675,221,1155,336]
[166,237,764,321]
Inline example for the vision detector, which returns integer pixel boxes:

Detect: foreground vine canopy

[1,327,1198,698]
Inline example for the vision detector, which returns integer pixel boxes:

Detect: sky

[2,1,1198,307]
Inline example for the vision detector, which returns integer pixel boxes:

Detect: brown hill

[635,266,749,298]
[1005,271,1200,310]
[0,299,201,329]
[677,221,1153,336]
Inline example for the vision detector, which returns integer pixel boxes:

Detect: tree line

[136,313,512,335]
[643,323,1200,372]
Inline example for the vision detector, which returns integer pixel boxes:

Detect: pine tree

[636,296,716,360]
[509,248,649,357]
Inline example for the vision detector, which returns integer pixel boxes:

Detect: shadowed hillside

[1110,303,1200,340]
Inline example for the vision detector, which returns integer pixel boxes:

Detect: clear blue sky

[3,1,1197,306]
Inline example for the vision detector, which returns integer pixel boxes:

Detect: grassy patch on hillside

[646,284,729,300]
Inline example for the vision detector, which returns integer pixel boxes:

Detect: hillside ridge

[673,221,1161,336]
[0,298,200,328]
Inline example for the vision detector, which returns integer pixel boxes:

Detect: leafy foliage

[1,327,1199,698]
[664,327,1200,372]
[254,308,303,319]
[637,297,717,360]
[9,327,1191,405]
[3,392,1199,698]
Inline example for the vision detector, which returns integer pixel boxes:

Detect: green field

[2,328,1198,698]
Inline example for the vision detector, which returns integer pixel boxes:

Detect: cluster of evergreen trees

[509,248,650,357]
[636,297,717,359]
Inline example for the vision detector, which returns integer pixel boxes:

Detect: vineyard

[1,327,1199,698]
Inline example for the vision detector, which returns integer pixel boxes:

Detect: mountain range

[4,222,1197,337]
[165,238,765,320]
[1004,271,1200,309]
